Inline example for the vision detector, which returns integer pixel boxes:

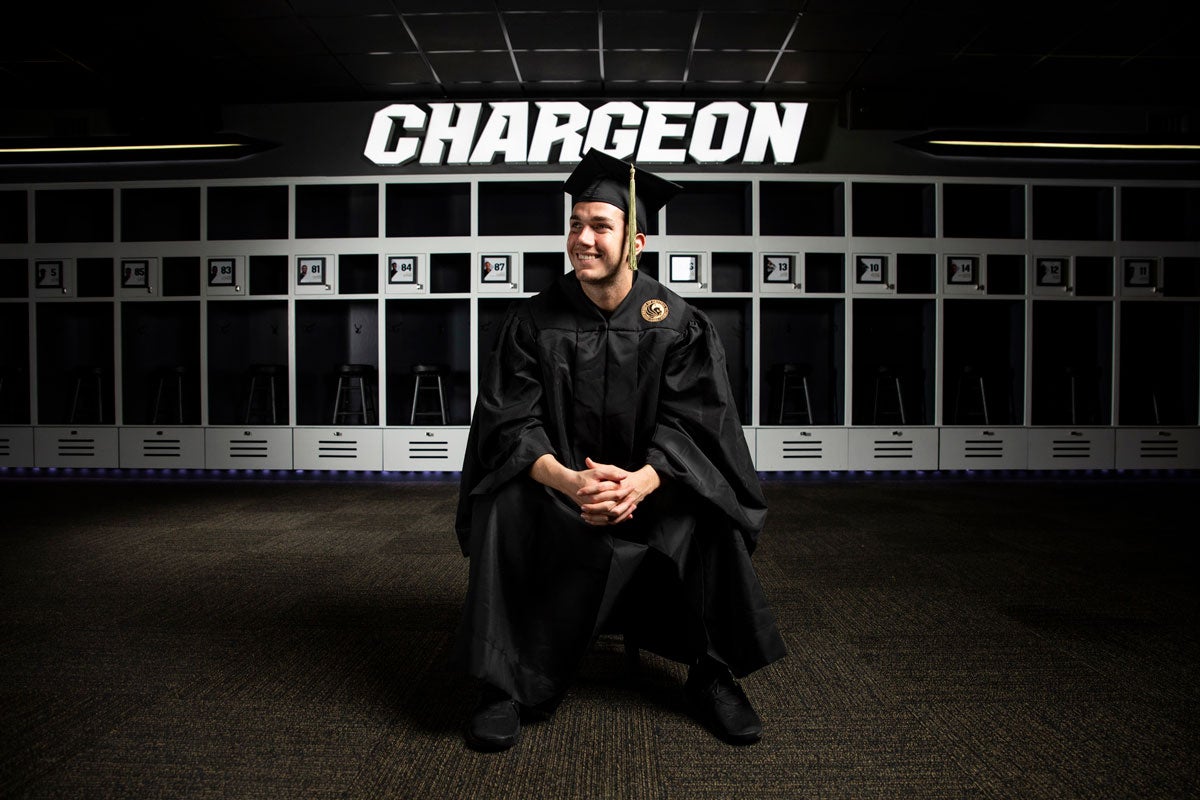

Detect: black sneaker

[683,661,763,745]
[465,684,520,751]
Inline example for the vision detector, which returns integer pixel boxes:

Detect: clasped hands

[531,454,660,526]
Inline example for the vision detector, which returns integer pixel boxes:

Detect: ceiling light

[900,130,1200,161]
[0,134,276,166]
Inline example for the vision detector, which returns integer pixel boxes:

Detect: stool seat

[411,364,448,425]
[332,364,377,425]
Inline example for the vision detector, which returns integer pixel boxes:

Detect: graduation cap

[564,148,682,270]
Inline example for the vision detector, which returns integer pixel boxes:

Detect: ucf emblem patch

[641,298,669,323]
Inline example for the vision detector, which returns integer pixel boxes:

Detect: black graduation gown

[453,271,786,706]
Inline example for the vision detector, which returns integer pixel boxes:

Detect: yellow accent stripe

[929,139,1200,151]
[0,143,243,154]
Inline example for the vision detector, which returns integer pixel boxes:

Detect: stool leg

[410,376,420,425]
[894,377,906,425]
[70,378,82,423]
[1151,390,1160,425]
[1069,374,1078,425]
[332,377,345,424]
[244,376,257,424]
[269,377,278,424]
[978,376,989,425]
[176,375,184,424]
[801,376,813,425]
[152,378,165,424]
[437,375,446,425]
[356,376,370,424]
[777,375,787,425]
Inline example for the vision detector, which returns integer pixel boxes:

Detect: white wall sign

[364,101,809,167]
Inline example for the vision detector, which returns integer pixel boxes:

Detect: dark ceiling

[3,0,1197,137]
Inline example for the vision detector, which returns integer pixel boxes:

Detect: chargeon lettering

[363,101,808,167]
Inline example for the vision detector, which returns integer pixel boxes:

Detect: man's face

[567,201,641,285]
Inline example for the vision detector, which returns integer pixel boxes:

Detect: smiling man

[453,149,786,751]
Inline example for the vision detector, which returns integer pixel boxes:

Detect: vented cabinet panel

[293,428,383,471]
[848,427,939,470]
[384,427,469,471]
[755,428,849,471]
[938,428,1028,470]
[34,427,119,467]
[204,427,294,470]
[1027,428,1115,470]
[119,427,205,468]
[0,427,34,467]
[1115,429,1199,470]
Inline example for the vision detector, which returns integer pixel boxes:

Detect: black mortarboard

[564,148,682,234]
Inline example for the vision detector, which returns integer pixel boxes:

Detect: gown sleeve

[645,309,768,553]
[455,307,556,554]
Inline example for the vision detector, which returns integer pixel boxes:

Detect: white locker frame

[0,172,1196,474]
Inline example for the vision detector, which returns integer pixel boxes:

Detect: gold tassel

[627,163,638,271]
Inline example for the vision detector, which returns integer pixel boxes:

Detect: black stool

[244,364,285,424]
[68,365,105,424]
[952,365,990,425]
[332,364,377,425]
[775,363,813,425]
[0,364,20,416]
[150,365,185,424]
[1066,365,1100,425]
[872,366,906,425]
[410,364,447,425]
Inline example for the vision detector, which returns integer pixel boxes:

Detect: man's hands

[530,454,660,526]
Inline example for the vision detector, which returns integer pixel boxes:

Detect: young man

[453,149,786,751]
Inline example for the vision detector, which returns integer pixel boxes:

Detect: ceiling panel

[307,16,415,54]
[872,13,984,55]
[600,11,697,51]
[427,51,517,84]
[338,54,433,85]
[224,16,330,57]
[603,51,687,83]
[693,12,798,50]
[788,13,889,52]
[1,2,1195,135]
[771,51,866,84]
[516,51,601,83]
[503,12,597,50]
[688,52,778,83]
[291,0,395,14]
[404,13,508,52]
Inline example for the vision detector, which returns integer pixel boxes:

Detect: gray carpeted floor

[1,474,1198,799]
